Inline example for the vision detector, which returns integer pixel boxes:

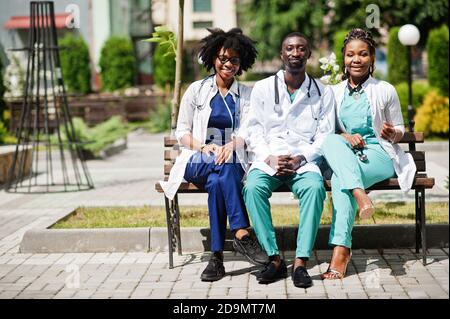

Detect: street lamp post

[398,24,421,139]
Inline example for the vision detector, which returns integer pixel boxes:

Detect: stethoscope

[274,73,322,120]
[193,74,241,130]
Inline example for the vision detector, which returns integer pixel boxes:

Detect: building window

[193,0,211,12]
[193,21,213,29]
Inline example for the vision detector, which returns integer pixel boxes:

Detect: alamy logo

[366,4,380,29]
[364,263,381,289]
[65,4,80,29]
[65,264,80,289]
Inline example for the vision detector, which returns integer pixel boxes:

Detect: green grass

[51,201,449,229]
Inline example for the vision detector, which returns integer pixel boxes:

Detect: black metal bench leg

[164,196,174,269]
[174,194,182,255]
[420,189,427,265]
[415,189,421,253]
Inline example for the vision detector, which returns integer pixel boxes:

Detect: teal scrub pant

[243,169,326,259]
[321,134,395,248]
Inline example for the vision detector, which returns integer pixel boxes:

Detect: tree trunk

[171,0,184,136]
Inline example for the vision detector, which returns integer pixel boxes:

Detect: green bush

[59,34,91,94]
[153,43,175,90]
[147,100,171,133]
[394,81,432,122]
[388,27,408,85]
[426,25,449,96]
[0,54,5,121]
[414,89,449,137]
[54,116,129,157]
[332,30,348,70]
[99,37,136,91]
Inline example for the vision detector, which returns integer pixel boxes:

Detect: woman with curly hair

[160,28,268,281]
[320,28,416,280]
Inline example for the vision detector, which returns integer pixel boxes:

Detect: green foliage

[152,42,175,89]
[59,34,91,94]
[426,25,449,96]
[394,81,432,122]
[54,116,129,157]
[147,100,171,133]
[0,54,5,121]
[239,0,325,61]
[143,25,176,61]
[414,89,449,136]
[99,37,136,91]
[332,30,348,70]
[143,26,178,89]
[0,121,7,144]
[388,27,408,85]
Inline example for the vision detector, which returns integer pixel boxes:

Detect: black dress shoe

[201,253,225,282]
[233,235,269,266]
[257,259,288,284]
[291,266,313,288]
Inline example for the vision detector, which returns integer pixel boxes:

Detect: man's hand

[276,155,305,176]
[342,133,365,149]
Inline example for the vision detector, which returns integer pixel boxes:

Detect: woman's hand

[201,143,219,155]
[380,122,400,143]
[215,143,234,165]
[342,133,365,149]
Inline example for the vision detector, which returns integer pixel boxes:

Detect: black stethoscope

[274,73,322,120]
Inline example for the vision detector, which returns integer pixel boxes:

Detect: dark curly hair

[342,28,377,78]
[198,28,257,76]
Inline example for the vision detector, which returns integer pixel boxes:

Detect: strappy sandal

[321,247,352,280]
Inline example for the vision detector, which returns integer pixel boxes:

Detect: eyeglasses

[217,55,241,65]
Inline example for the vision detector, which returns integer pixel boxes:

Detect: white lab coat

[241,70,336,176]
[331,76,416,192]
[159,75,252,200]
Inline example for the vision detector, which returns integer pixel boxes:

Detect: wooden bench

[155,132,435,268]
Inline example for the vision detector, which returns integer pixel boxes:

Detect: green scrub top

[339,88,378,145]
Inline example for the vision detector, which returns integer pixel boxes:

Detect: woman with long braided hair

[320,28,416,279]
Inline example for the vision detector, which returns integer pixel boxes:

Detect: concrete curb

[19,224,449,254]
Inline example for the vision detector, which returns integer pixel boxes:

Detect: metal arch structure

[6,1,93,193]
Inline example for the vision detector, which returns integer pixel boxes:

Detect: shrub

[0,54,5,121]
[394,81,432,122]
[426,25,449,96]
[99,37,136,91]
[332,30,348,70]
[388,27,408,85]
[414,89,449,136]
[147,100,171,133]
[54,116,129,157]
[59,34,91,94]
[153,43,175,90]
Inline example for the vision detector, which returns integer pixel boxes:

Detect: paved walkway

[0,130,448,299]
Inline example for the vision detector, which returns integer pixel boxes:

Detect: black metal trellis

[6,1,94,193]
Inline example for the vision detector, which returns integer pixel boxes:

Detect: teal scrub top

[339,88,378,145]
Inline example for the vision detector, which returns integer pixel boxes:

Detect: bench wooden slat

[165,160,426,175]
[155,176,434,193]
[164,150,425,162]
[163,132,424,147]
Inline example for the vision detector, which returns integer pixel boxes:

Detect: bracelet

[200,144,206,151]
